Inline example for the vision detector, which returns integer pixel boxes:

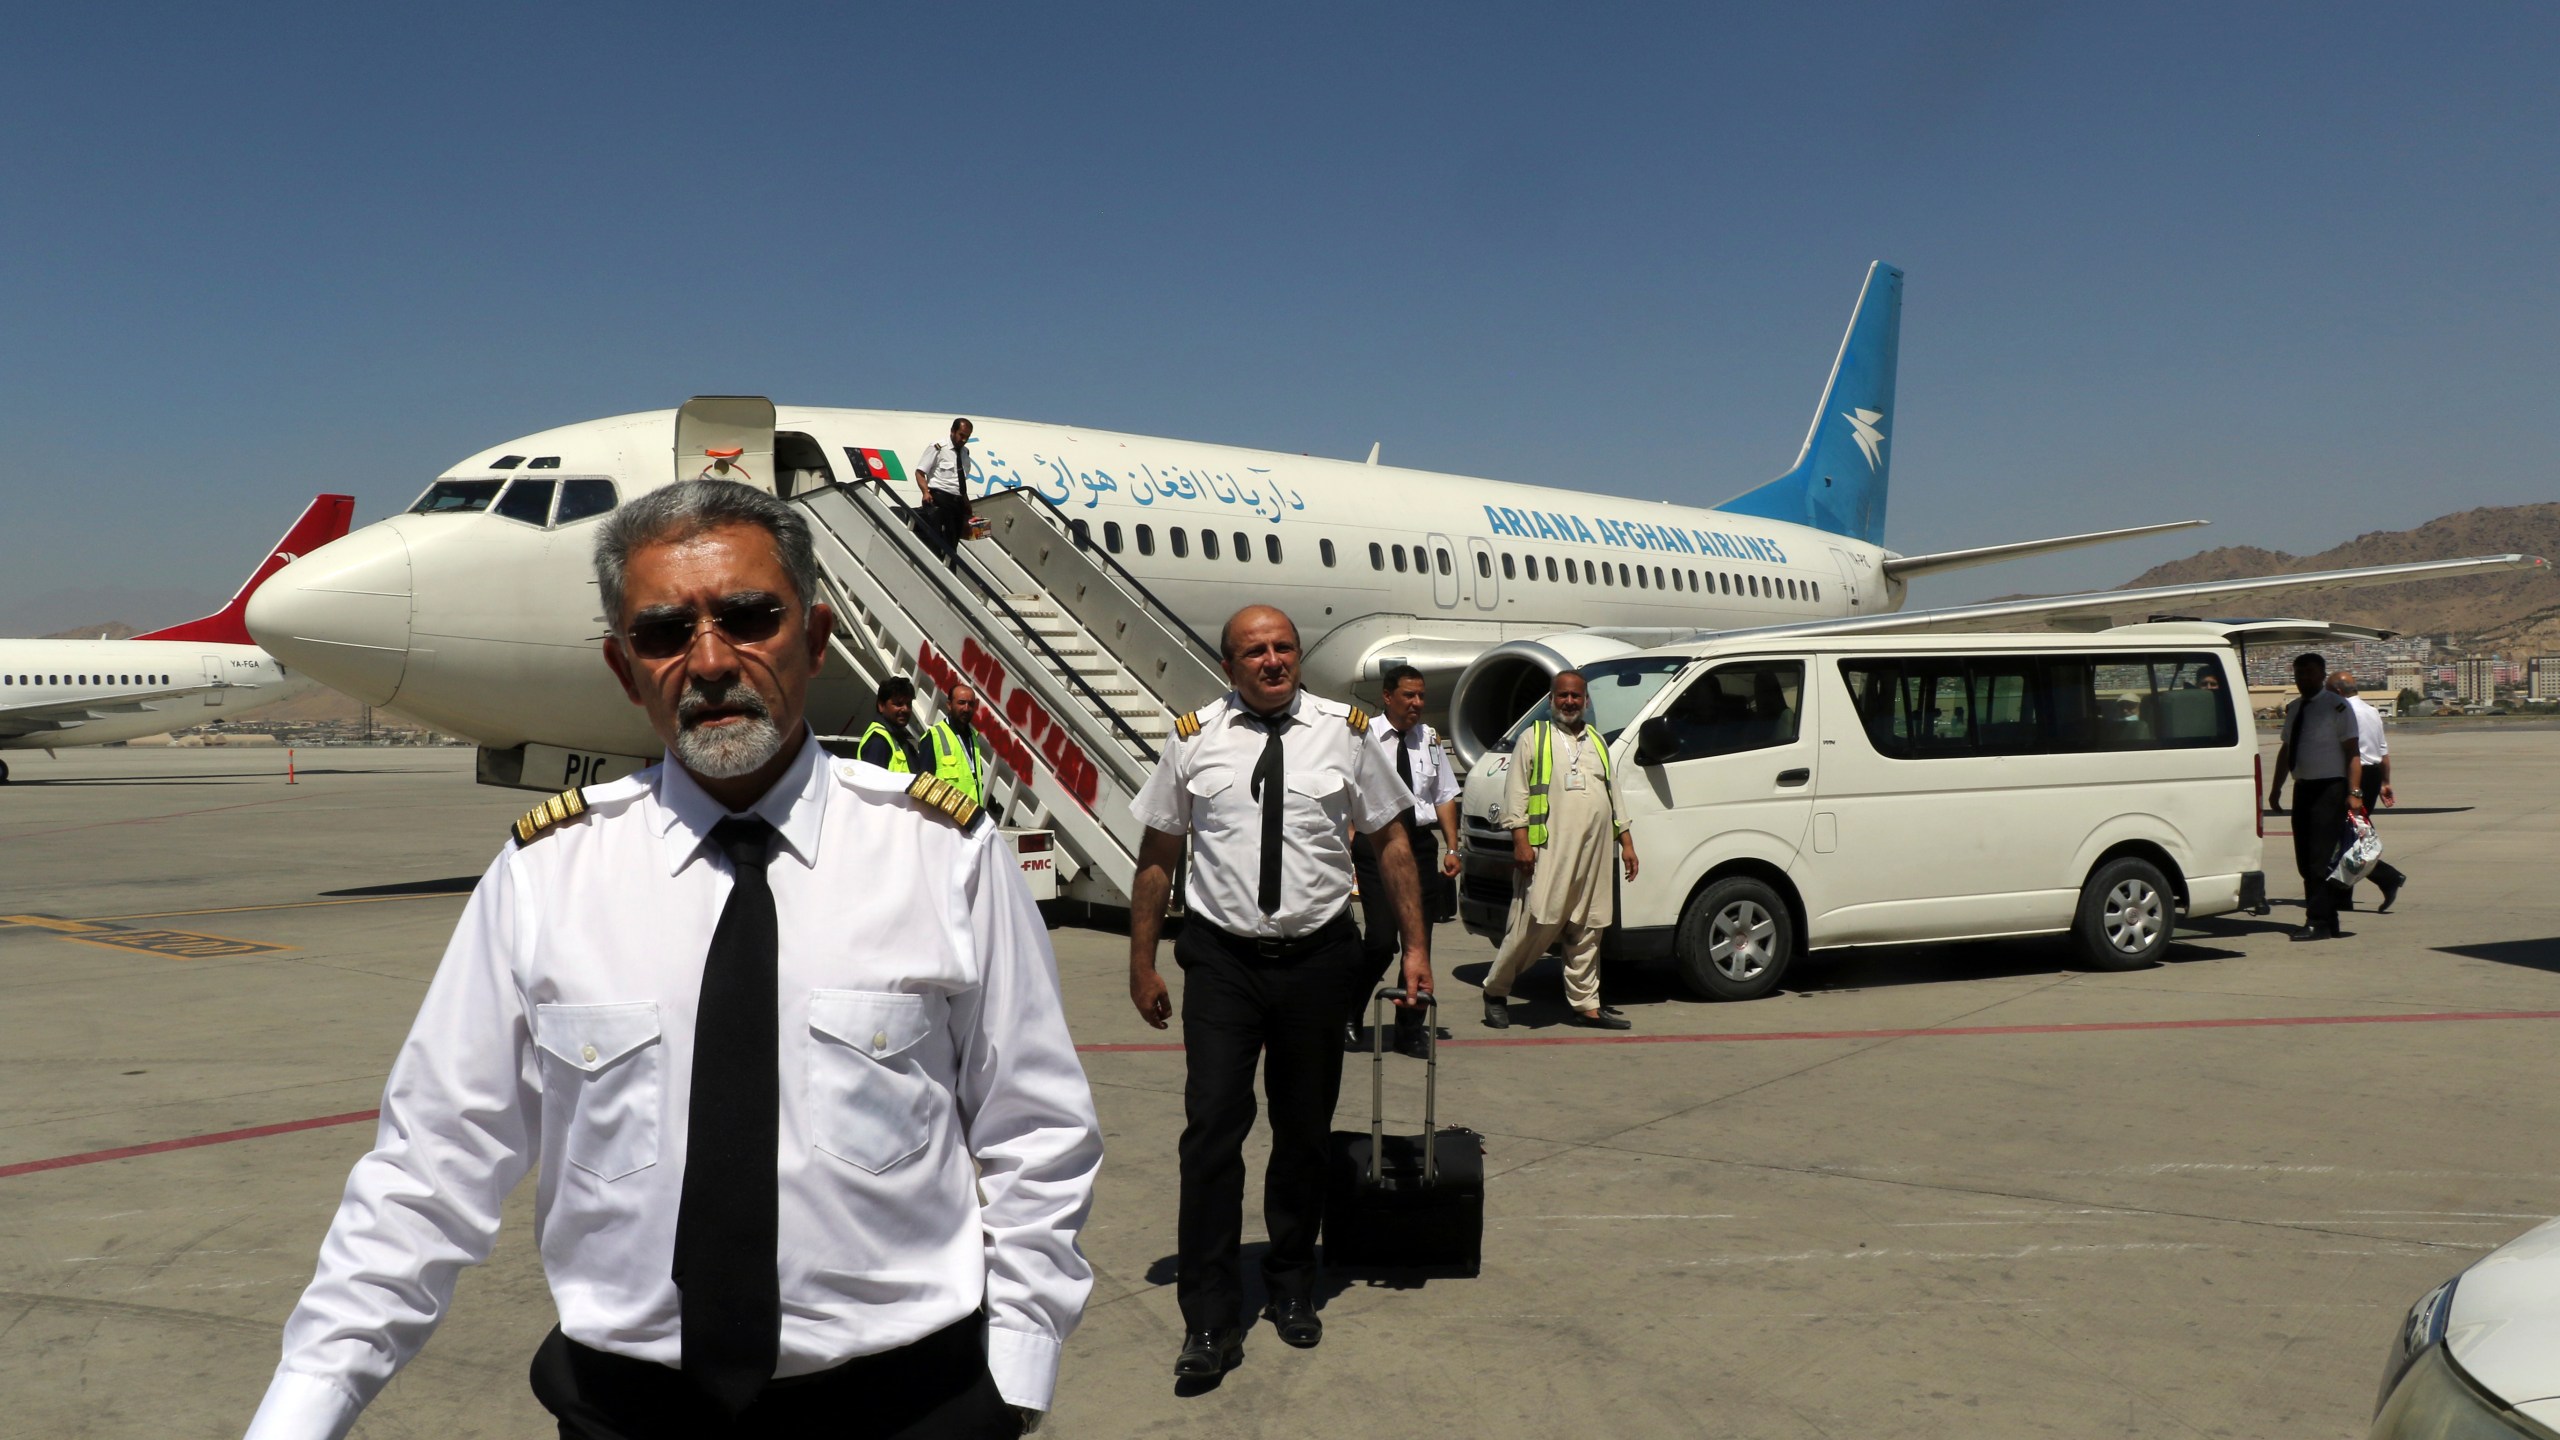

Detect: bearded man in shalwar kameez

[1480,670,1640,1031]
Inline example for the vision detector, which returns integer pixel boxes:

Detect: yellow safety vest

[1522,720,1611,849]
[925,722,991,804]
[857,722,913,773]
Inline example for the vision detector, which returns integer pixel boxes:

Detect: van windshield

[1499,657,1692,750]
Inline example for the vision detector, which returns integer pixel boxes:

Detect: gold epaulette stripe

[1346,706,1369,731]
[510,787,588,845]
[906,773,981,830]
[1172,710,1201,739]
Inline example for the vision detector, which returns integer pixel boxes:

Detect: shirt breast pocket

[1186,767,1238,835]
[1285,770,1348,834]
[807,990,944,1175]
[534,1002,663,1181]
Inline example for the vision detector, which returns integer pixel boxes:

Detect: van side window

[1655,661,1804,759]
[1841,653,2235,759]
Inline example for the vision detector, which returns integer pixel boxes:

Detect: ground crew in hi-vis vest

[924,682,994,805]
[856,675,926,773]
[1482,669,1640,1031]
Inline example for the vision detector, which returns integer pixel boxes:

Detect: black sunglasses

[624,597,791,660]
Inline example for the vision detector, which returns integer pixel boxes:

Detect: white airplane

[244,264,2543,785]
[0,495,354,782]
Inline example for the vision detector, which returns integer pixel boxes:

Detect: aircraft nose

[245,520,413,704]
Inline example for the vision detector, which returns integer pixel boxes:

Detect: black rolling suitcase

[1323,989,1484,1276]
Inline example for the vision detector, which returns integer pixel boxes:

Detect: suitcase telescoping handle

[1368,987,1439,1187]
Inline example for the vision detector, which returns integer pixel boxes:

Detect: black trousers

[1175,913,1357,1330]
[2354,771,2409,896]
[2291,776,2350,932]
[923,490,971,558]
[528,1312,1016,1440]
[1348,828,1435,1036]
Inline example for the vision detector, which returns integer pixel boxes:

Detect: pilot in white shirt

[247,479,1099,1440]
[1352,664,1464,1053]
[1122,605,1425,1380]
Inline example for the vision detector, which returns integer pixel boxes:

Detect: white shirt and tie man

[1351,664,1463,1054]
[246,480,1100,1440]
[912,417,975,559]
[2330,672,2408,911]
[1124,605,1427,1380]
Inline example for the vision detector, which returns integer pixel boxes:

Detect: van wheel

[2076,857,2173,971]
[1675,877,1795,1001]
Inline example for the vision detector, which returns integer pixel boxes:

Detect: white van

[1456,622,2296,1000]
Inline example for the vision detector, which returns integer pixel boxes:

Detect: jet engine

[1446,632,1641,767]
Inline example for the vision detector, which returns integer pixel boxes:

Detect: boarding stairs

[792,481,1228,905]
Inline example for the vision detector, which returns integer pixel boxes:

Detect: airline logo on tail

[1844,408,1887,470]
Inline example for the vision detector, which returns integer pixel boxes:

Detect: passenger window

[1618,563,1631,586]
[494,479,557,525]
[1811,581,1821,602]
[1501,554,1516,579]
[1654,661,1805,760]
[1636,566,1648,590]
[1265,534,1281,563]
[1477,551,1492,578]
[1436,548,1452,575]
[1234,531,1250,562]
[1545,556,1558,582]
[1171,528,1189,558]
[1368,542,1384,570]
[409,479,505,514]
[1653,566,1665,589]
[1138,524,1156,556]
[1104,521,1124,552]
[1321,538,1336,567]
[1071,519,1091,546]
[1392,545,1407,573]
[1202,530,1221,560]
[555,479,618,523]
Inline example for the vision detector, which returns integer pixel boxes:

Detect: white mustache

[676,683,772,727]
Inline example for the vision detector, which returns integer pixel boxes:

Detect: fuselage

[248,406,1907,760]
[0,640,295,749]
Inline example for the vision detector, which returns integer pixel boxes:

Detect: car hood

[2448,1214,2560,1407]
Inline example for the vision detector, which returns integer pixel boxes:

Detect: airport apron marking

[14,1009,2560,1180]
[0,913,287,959]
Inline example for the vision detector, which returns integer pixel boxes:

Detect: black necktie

[674,817,781,1415]
[1394,727,1414,792]
[2285,695,2308,764]
[1249,714,1286,914]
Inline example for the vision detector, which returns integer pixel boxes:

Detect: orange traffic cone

[287,748,297,785]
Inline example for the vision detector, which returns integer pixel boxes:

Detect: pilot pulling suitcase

[1323,988,1484,1276]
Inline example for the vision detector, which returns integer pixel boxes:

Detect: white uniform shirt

[246,737,1102,1440]
[2346,695,2389,767]
[2281,689,2357,782]
[1366,714,1461,828]
[914,440,971,497]
[1130,690,1411,939]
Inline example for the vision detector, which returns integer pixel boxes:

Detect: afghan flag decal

[847,447,908,484]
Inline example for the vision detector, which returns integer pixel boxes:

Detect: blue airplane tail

[1716,261,1903,546]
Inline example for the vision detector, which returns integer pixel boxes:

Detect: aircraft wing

[1687,552,2549,644]
[0,687,207,738]
[1880,520,2210,581]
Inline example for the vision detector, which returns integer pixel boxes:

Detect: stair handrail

[824,482,1162,767]
[977,484,1224,666]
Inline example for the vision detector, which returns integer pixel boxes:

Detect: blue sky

[4,3,2553,632]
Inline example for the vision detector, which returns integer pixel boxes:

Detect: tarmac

[3,730,2557,1439]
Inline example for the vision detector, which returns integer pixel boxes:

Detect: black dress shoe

[2288,926,2330,943]
[1263,1298,1323,1348]
[1568,1008,1633,1030]
[1342,1023,1364,1052]
[2377,875,2404,913]
[1393,1024,1432,1059]
[1482,995,1510,1029]
[1174,1328,1243,1377]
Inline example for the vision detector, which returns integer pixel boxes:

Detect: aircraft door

[1427,531,1459,609]
[1466,537,1498,610]
[200,655,225,706]
[674,395,777,493]
[1828,547,1864,610]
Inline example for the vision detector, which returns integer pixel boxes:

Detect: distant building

[2387,661,2427,697]
[2530,656,2560,702]
[2456,657,2499,706]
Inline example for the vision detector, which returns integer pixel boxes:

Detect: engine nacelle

[1447,632,1640,767]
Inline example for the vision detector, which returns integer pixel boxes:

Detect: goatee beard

[674,685,784,779]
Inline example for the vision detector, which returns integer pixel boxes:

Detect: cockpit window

[409,479,505,514]
[494,478,557,526]
[554,478,619,524]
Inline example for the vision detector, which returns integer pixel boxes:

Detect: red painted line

[1077,1008,2560,1055]
[15,1010,2560,1179]
[0,1109,378,1179]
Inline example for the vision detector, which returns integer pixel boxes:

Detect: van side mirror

[1634,716,1681,766]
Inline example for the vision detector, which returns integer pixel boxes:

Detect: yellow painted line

[0,914,116,934]
[84,892,471,923]
[66,929,292,960]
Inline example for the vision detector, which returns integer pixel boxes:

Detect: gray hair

[593,479,823,627]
